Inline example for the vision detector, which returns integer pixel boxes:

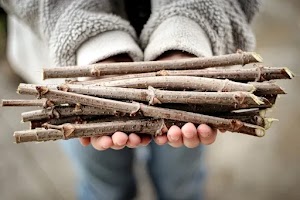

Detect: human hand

[152,51,218,148]
[79,51,218,150]
[79,54,153,150]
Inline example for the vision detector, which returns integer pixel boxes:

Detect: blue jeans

[63,140,205,200]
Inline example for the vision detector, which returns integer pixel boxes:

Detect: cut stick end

[16,86,21,94]
[283,67,295,79]
[251,52,263,63]
[42,69,47,80]
[249,94,264,105]
[255,128,265,137]
[259,109,267,118]
[0,99,4,107]
[264,118,278,130]
[16,83,27,94]
[13,131,36,144]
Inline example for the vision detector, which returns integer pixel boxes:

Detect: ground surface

[0,0,299,199]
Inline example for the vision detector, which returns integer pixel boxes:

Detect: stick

[22,94,275,123]
[21,105,115,122]
[30,116,86,129]
[29,109,266,129]
[251,82,286,95]
[89,76,284,95]
[14,119,167,143]
[1,99,52,107]
[160,98,273,113]
[42,52,262,79]
[75,67,294,84]
[19,86,265,136]
[58,84,264,106]
[88,76,256,92]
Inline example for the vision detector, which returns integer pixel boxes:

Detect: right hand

[78,54,153,150]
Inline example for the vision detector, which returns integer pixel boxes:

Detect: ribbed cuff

[144,16,212,61]
[76,30,143,65]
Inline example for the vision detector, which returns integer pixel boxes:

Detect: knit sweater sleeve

[0,0,143,66]
[141,0,261,60]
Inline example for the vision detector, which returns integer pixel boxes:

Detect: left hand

[80,51,218,150]
[152,51,218,148]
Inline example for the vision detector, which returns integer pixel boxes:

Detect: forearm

[142,0,261,58]
[1,0,139,66]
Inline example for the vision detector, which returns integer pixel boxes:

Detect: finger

[111,132,129,150]
[181,123,200,148]
[91,136,113,151]
[126,133,142,148]
[140,135,152,146]
[197,124,218,145]
[154,134,168,145]
[79,137,91,146]
[167,125,183,148]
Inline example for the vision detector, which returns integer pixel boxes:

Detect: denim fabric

[63,139,205,200]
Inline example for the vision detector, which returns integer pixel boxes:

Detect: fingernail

[102,143,110,149]
[170,135,179,141]
[201,132,210,138]
[116,141,124,146]
[185,132,194,139]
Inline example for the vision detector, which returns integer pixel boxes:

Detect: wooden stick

[76,67,294,85]
[1,99,51,107]
[251,82,286,95]
[21,105,115,122]
[22,93,275,123]
[18,86,265,136]
[14,119,167,143]
[58,84,264,106]
[29,109,266,129]
[89,76,284,95]
[42,52,262,79]
[160,98,273,113]
[30,116,87,129]
[88,76,256,92]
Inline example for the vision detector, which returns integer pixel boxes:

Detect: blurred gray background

[0,0,299,199]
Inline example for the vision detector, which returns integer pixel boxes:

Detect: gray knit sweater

[1,0,260,82]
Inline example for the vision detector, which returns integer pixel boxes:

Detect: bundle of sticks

[1,51,294,143]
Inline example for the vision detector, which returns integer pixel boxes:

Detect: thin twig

[58,84,264,106]
[75,67,294,84]
[89,76,256,92]
[42,52,262,79]
[14,119,167,143]
[251,82,286,95]
[1,99,52,107]
[21,105,115,122]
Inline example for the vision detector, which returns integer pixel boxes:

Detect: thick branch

[14,119,167,143]
[42,52,262,79]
